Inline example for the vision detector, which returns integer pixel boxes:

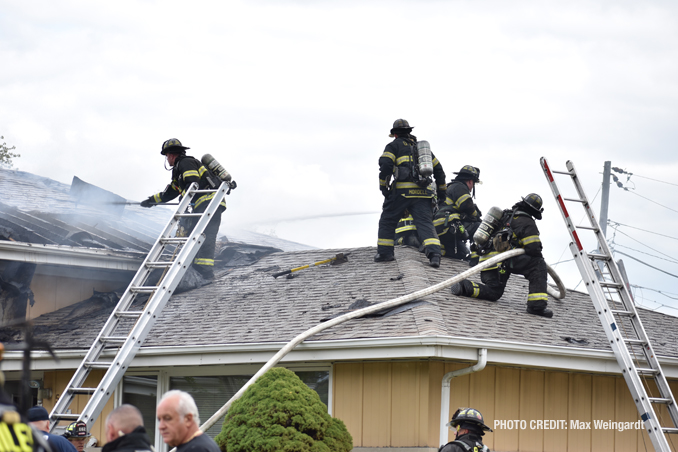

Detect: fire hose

[199,248,566,432]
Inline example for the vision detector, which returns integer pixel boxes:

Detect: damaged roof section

[7,246,678,363]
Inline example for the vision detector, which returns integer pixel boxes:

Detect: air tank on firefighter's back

[473,206,504,247]
[201,154,232,182]
[417,140,434,178]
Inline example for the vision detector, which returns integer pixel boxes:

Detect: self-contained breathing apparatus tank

[473,206,504,247]
[417,140,434,178]
[201,154,232,182]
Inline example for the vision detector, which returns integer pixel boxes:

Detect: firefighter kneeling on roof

[141,138,232,280]
[450,193,553,318]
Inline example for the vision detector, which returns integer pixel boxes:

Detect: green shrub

[215,367,353,452]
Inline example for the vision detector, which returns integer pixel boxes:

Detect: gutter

[7,335,678,377]
[0,240,144,271]
[439,348,487,447]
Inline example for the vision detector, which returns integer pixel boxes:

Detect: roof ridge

[394,247,448,336]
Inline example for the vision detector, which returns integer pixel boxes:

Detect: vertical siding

[519,369,545,452]
[362,363,391,447]
[494,366,521,452]
[332,363,363,445]
[40,370,114,445]
[544,371,568,452]
[331,361,677,451]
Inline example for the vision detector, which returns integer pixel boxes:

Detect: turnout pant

[377,194,441,257]
[465,254,548,310]
[185,204,225,279]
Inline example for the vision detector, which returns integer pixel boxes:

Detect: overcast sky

[2,0,678,314]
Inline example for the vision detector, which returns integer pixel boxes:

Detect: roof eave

[6,335,678,377]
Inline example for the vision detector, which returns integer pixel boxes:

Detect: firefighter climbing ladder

[540,157,678,452]
[49,181,229,432]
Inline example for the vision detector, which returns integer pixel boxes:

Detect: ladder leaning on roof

[540,157,678,452]
[49,181,229,432]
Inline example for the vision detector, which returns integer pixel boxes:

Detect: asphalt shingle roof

[14,246,678,360]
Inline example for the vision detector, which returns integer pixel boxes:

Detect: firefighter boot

[374,253,395,262]
[451,279,474,297]
[429,254,441,268]
[526,306,553,318]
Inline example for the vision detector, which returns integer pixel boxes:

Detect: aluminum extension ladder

[540,158,678,452]
[49,181,229,431]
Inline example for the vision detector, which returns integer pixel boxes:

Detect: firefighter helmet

[447,407,493,432]
[64,421,91,438]
[522,193,544,213]
[161,138,190,155]
[453,165,481,184]
[389,118,414,136]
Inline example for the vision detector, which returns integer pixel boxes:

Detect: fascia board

[7,336,678,377]
[0,240,143,270]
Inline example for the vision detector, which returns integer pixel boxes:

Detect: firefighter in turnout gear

[140,138,228,280]
[434,166,482,260]
[376,119,446,267]
[450,193,553,318]
[439,407,492,452]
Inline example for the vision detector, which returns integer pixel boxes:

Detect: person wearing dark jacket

[376,119,446,267]
[141,138,229,280]
[439,407,491,452]
[103,404,153,452]
[434,166,482,260]
[450,193,552,318]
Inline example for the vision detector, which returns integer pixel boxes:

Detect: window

[122,375,158,445]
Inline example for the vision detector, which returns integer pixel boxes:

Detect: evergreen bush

[215,367,353,452]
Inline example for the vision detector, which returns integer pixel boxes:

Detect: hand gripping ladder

[49,181,229,431]
[540,158,678,451]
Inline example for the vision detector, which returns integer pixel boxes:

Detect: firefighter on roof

[450,193,553,318]
[141,138,229,280]
[434,165,483,260]
[439,407,492,452]
[376,119,446,268]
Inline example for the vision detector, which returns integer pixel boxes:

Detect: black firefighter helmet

[161,138,190,155]
[447,407,493,434]
[453,165,481,184]
[389,118,414,137]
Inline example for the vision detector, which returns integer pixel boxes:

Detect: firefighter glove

[229,180,237,190]
[140,197,156,208]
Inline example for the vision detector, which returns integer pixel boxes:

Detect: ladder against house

[540,158,678,452]
[49,181,229,432]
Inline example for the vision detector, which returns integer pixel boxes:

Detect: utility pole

[599,161,611,237]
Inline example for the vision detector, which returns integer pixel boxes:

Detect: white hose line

[546,263,567,300]
[201,247,564,432]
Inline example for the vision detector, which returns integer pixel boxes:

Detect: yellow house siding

[40,370,114,445]
[334,360,677,451]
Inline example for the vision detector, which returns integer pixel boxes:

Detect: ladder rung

[588,253,609,260]
[130,286,158,293]
[85,361,113,370]
[551,170,572,175]
[576,225,598,231]
[52,413,79,421]
[174,213,203,218]
[100,336,127,345]
[160,238,188,244]
[563,197,586,203]
[115,311,143,318]
[190,189,217,194]
[649,397,673,404]
[611,309,635,317]
[636,367,659,375]
[145,261,173,268]
[624,338,647,346]
[599,282,623,289]
[69,387,97,394]
[662,427,678,434]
